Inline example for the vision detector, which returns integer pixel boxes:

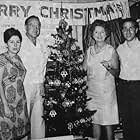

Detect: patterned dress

[0,53,30,140]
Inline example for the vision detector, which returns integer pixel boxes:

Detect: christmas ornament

[54,44,58,48]
[78,78,84,84]
[65,81,71,88]
[74,120,80,127]
[62,100,71,108]
[61,70,68,78]
[54,79,61,86]
[62,100,74,108]
[62,50,69,57]
[61,92,66,98]
[57,56,63,63]
[52,34,64,45]
[80,118,86,123]
[77,107,83,113]
[72,78,78,84]
[49,110,57,118]
[59,18,68,30]
[48,80,54,86]
[67,122,73,132]
[78,55,84,63]
[79,89,82,93]
[71,44,76,51]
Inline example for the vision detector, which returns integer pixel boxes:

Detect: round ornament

[71,44,76,51]
[62,100,70,108]
[77,107,83,113]
[54,34,64,44]
[67,122,73,131]
[80,118,85,123]
[62,50,69,56]
[61,70,68,78]
[65,81,71,88]
[54,79,61,86]
[78,55,84,63]
[48,80,54,86]
[61,92,66,98]
[49,110,57,117]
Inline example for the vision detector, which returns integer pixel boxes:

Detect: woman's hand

[101,60,112,70]
[38,83,44,96]
[4,104,13,118]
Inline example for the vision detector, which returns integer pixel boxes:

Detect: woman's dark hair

[90,19,110,39]
[121,18,139,30]
[4,28,22,43]
[25,15,41,26]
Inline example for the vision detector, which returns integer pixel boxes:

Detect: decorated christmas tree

[43,18,96,137]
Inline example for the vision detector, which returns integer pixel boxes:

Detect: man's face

[122,21,137,41]
[26,18,41,38]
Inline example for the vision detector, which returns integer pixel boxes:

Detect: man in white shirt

[117,18,140,140]
[19,15,50,139]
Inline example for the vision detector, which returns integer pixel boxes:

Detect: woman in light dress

[83,20,119,140]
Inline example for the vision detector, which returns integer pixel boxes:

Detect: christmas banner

[0,0,130,53]
[0,0,129,26]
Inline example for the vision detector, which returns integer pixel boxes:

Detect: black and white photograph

[0,0,139,140]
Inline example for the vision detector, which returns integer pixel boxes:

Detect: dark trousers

[117,79,140,140]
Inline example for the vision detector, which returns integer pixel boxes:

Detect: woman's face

[122,21,137,41]
[7,35,21,55]
[92,26,106,43]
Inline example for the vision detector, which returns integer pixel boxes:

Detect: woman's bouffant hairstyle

[90,19,110,39]
[4,28,22,43]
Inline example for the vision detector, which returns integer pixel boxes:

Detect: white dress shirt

[117,38,140,80]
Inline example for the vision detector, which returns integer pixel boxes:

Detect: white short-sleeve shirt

[117,38,140,80]
[19,34,50,83]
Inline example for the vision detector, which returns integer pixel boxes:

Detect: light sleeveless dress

[86,44,119,125]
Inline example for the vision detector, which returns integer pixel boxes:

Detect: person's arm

[17,55,27,81]
[82,50,88,71]
[101,49,120,77]
[0,66,13,117]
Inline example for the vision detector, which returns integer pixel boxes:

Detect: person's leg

[121,101,133,140]
[23,82,35,139]
[31,84,45,139]
[93,124,101,140]
[117,80,132,140]
[130,83,140,140]
[104,125,114,140]
[131,100,140,140]
[24,82,33,117]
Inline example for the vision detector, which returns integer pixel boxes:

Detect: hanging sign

[0,0,130,53]
[0,0,130,26]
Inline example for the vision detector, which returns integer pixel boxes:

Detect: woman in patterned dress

[83,20,119,140]
[0,28,30,140]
